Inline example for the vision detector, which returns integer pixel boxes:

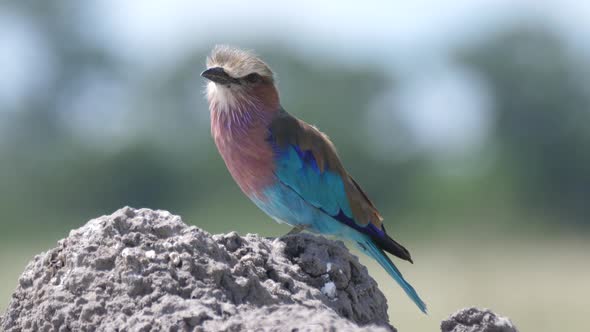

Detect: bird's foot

[284,225,306,236]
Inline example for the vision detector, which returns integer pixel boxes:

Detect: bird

[201,45,427,313]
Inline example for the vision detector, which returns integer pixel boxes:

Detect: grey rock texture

[441,307,518,332]
[1,207,393,332]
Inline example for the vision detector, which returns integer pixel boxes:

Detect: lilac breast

[211,109,277,198]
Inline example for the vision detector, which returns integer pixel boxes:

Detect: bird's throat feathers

[207,81,279,116]
[209,81,280,141]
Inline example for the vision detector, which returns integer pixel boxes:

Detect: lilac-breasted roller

[201,45,427,313]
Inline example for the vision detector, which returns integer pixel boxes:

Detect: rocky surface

[1,207,519,332]
[1,207,393,332]
[441,307,518,332]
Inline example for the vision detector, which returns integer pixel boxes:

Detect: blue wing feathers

[293,145,320,174]
[273,143,384,238]
[332,210,386,239]
[274,144,361,227]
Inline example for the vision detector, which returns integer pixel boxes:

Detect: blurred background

[1,0,589,330]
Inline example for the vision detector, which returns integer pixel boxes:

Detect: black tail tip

[377,234,414,263]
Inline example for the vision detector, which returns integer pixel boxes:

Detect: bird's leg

[285,225,306,236]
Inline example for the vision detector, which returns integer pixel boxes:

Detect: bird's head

[202,45,278,113]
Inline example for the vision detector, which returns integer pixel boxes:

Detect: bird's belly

[250,182,349,236]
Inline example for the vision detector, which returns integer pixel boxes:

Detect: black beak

[201,67,238,85]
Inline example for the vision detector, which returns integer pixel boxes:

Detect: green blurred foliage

[0,2,588,239]
[458,25,590,224]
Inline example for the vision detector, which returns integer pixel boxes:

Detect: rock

[1,207,394,332]
[441,307,518,332]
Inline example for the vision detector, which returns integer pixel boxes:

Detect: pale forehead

[207,45,273,79]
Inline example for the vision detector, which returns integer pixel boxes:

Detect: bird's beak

[201,67,238,85]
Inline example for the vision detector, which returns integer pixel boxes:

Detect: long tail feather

[356,239,428,314]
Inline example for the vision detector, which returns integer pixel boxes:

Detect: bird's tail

[356,238,428,314]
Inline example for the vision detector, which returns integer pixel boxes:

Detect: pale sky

[85,0,590,69]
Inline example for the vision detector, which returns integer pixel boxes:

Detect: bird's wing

[268,109,384,235]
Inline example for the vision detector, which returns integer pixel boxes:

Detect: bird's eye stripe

[244,73,262,83]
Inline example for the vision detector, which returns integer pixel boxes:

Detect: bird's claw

[284,225,306,236]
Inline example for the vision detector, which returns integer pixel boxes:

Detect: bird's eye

[244,73,262,84]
